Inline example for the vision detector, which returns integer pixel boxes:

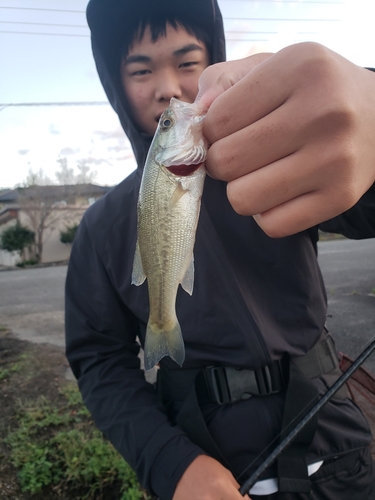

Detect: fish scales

[132,98,207,370]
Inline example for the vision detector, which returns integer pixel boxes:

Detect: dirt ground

[0,329,73,500]
[1,329,375,500]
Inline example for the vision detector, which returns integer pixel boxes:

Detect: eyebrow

[173,43,204,57]
[124,43,204,66]
[124,54,150,65]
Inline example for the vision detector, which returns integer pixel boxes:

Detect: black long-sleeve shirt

[66,1,375,498]
[66,171,375,498]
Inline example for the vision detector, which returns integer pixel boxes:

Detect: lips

[166,163,203,176]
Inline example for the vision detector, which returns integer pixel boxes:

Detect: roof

[0,184,113,203]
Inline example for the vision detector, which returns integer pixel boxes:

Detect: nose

[154,69,182,102]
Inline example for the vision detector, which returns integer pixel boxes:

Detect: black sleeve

[319,183,375,239]
[65,217,203,500]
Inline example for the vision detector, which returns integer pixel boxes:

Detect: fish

[132,97,208,370]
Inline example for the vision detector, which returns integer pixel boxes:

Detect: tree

[21,167,53,187]
[55,158,97,185]
[0,223,35,262]
[75,160,97,184]
[60,223,79,244]
[55,158,76,185]
[17,164,99,263]
[17,187,79,263]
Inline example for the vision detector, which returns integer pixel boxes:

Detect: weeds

[6,383,153,499]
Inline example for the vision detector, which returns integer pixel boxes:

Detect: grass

[3,372,154,499]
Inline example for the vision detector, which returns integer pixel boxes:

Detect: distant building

[0,184,112,266]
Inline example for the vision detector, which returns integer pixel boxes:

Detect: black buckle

[204,367,231,404]
[203,362,285,405]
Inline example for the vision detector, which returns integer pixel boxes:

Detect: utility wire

[0,102,109,108]
[0,1,346,11]
[0,21,87,28]
[0,31,293,42]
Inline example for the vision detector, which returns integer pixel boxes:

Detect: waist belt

[158,329,345,408]
[202,360,286,405]
[157,329,347,494]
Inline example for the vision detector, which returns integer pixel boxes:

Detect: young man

[65,1,375,499]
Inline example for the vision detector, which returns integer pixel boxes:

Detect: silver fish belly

[132,98,207,370]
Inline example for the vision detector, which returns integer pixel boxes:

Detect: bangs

[122,13,212,62]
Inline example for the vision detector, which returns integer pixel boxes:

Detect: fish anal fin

[131,240,146,286]
[181,255,194,295]
[144,321,185,370]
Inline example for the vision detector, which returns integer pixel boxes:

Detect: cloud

[107,145,125,153]
[93,127,125,140]
[59,147,81,156]
[49,123,61,135]
[78,156,110,166]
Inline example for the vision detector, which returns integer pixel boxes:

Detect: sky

[1,0,374,189]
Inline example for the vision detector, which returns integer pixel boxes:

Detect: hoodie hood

[86,0,226,168]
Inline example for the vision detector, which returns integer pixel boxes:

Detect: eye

[160,117,174,129]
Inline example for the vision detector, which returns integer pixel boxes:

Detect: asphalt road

[0,265,66,347]
[318,237,375,373]
[0,237,374,372]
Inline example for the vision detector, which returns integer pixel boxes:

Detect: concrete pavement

[0,237,374,372]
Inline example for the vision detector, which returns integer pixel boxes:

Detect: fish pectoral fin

[181,255,194,295]
[169,183,188,210]
[131,240,146,286]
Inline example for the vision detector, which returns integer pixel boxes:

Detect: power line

[0,29,326,40]
[0,1,346,11]
[0,6,84,13]
[0,102,109,107]
[0,21,87,28]
[0,30,89,37]
[1,22,283,34]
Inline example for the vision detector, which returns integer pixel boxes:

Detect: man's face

[120,24,209,135]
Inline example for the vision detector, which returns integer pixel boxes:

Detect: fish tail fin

[144,321,185,371]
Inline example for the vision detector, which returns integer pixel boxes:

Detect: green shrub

[60,224,79,244]
[0,222,34,254]
[16,258,38,267]
[6,385,153,499]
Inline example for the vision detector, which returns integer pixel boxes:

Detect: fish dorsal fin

[131,240,146,286]
[169,182,188,210]
[181,255,194,295]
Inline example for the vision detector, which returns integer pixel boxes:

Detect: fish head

[154,98,208,176]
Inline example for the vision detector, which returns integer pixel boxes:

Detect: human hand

[196,42,375,237]
[172,455,250,500]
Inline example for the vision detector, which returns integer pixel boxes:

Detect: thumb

[195,53,273,111]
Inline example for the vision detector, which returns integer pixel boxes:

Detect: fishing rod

[239,336,375,496]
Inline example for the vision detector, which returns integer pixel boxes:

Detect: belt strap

[203,360,286,405]
[157,329,345,492]
[277,329,347,493]
[277,360,319,493]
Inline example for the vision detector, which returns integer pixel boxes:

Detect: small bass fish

[132,97,207,370]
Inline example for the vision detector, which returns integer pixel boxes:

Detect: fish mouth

[165,163,203,176]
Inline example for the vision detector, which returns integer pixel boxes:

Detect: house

[0,184,112,266]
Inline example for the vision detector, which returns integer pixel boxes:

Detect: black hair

[121,12,212,63]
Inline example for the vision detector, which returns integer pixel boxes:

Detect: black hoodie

[65,1,375,498]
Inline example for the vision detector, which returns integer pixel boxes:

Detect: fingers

[195,53,272,112]
[200,42,375,237]
[226,145,357,237]
[172,455,251,500]
[205,103,299,183]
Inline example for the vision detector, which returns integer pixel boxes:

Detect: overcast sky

[1,0,374,189]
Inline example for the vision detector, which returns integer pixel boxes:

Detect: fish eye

[161,117,174,129]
